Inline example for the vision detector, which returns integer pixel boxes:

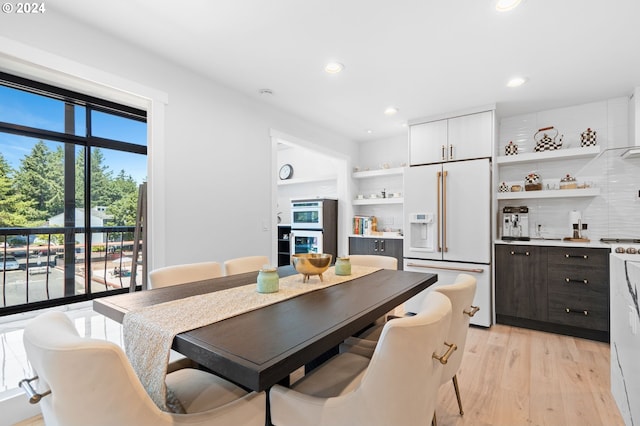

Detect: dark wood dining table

[93,266,437,393]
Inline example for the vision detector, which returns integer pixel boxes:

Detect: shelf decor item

[560,174,577,189]
[505,141,518,156]
[524,172,542,191]
[580,128,597,147]
[534,126,563,152]
[499,182,510,192]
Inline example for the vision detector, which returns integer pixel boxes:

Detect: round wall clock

[279,164,293,180]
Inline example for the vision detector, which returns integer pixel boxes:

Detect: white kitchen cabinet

[409,110,493,165]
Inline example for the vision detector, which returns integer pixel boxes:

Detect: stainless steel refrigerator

[403,158,492,326]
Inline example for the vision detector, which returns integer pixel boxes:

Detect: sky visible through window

[0,85,147,183]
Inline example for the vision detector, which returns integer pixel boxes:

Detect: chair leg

[452,374,464,415]
[432,411,437,426]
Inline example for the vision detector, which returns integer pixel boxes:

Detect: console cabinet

[495,244,609,341]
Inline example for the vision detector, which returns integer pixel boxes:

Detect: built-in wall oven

[292,230,323,254]
[291,200,324,229]
[290,199,338,261]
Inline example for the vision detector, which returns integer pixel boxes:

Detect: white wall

[0,12,358,268]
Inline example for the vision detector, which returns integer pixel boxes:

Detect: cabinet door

[409,119,448,165]
[349,237,374,255]
[447,111,493,161]
[377,239,403,270]
[495,245,547,321]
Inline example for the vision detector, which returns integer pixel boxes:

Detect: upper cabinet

[409,110,493,165]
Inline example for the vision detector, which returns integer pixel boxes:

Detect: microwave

[291,200,324,229]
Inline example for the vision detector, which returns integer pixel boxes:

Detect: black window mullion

[63,103,77,297]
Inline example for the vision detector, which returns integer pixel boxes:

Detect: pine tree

[0,153,40,227]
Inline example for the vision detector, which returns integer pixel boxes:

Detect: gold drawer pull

[565,254,588,259]
[565,308,589,316]
[564,278,588,285]
[510,251,530,256]
[433,342,457,364]
[464,305,480,317]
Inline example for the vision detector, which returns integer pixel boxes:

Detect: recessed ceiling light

[495,0,523,12]
[325,62,344,74]
[507,77,527,87]
[384,107,399,116]
[366,129,373,134]
[259,88,273,95]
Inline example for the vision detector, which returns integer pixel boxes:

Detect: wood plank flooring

[435,324,623,426]
[14,324,623,426]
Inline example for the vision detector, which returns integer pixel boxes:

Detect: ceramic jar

[257,267,279,293]
[335,257,351,276]
[505,141,518,156]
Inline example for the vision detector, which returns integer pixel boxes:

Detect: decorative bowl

[292,253,332,282]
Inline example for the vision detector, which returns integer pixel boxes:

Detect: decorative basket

[580,128,597,147]
[525,172,542,191]
[505,141,518,156]
[534,126,563,152]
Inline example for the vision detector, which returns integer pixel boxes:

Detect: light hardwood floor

[15,324,623,426]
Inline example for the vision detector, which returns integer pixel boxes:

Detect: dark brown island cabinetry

[495,244,610,342]
[348,237,403,270]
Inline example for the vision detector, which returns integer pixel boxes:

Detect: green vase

[335,257,351,276]
[257,267,279,293]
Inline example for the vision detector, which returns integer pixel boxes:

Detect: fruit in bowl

[292,253,332,283]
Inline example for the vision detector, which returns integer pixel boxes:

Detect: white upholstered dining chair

[269,291,453,426]
[148,261,223,289]
[340,273,478,418]
[348,254,398,270]
[21,311,265,426]
[223,255,269,276]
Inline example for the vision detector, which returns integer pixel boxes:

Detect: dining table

[93,266,437,393]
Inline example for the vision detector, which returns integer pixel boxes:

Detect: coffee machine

[502,206,530,241]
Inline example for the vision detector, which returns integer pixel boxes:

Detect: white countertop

[349,233,404,240]
[494,239,611,249]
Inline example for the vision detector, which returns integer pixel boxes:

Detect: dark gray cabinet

[348,237,403,270]
[495,244,609,342]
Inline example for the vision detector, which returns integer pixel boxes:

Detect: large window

[0,72,147,315]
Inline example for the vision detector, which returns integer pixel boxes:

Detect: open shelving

[497,187,600,200]
[496,146,600,165]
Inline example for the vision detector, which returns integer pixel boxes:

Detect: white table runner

[123,265,381,412]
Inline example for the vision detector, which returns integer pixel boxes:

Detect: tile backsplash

[498,97,640,241]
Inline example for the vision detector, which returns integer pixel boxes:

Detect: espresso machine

[502,206,530,241]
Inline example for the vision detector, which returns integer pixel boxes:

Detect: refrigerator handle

[437,171,442,252]
[442,170,448,252]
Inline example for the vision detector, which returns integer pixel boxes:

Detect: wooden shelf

[496,146,600,165]
[352,167,405,179]
[497,188,600,200]
[352,197,404,205]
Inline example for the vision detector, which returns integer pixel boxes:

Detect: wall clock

[279,164,294,180]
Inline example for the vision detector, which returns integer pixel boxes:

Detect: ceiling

[52,0,640,142]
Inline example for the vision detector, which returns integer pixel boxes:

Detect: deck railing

[0,226,142,316]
